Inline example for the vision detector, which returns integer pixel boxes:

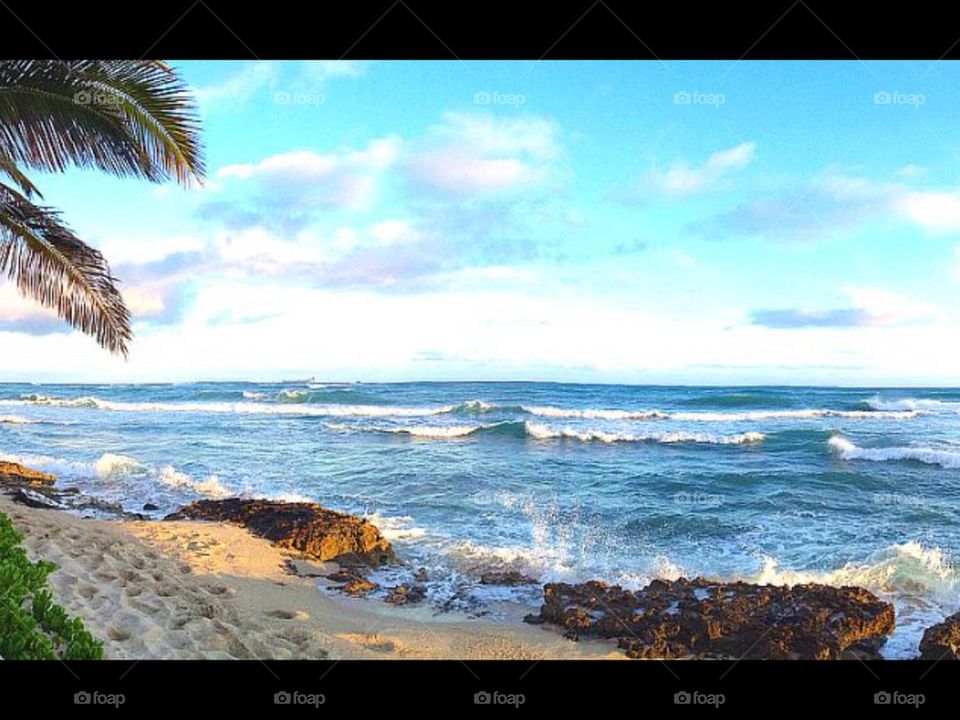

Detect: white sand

[0,494,624,660]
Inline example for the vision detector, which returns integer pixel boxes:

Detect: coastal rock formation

[919,611,960,660]
[385,584,426,605]
[0,461,56,487]
[524,577,895,660]
[480,570,538,586]
[166,498,395,566]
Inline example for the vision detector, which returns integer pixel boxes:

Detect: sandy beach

[0,492,624,660]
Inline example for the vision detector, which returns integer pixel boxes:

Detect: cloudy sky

[3,60,960,385]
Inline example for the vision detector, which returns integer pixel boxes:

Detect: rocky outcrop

[524,577,895,660]
[0,461,56,487]
[480,570,538,586]
[166,498,395,566]
[386,584,426,605]
[919,611,960,660]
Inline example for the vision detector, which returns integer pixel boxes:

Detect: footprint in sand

[107,628,131,642]
[265,609,310,621]
[205,585,231,596]
[76,584,98,599]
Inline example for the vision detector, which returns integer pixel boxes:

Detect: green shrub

[0,510,103,660]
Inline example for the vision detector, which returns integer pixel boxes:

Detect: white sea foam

[524,422,765,445]
[521,405,919,421]
[750,542,958,597]
[0,415,39,424]
[157,466,231,498]
[326,420,765,445]
[364,512,428,541]
[1,449,231,499]
[866,396,960,413]
[829,435,960,468]
[521,405,669,420]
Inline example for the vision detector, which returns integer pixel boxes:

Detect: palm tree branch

[0,182,131,355]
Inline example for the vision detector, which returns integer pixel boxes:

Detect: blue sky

[3,60,960,385]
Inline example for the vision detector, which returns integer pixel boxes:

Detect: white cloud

[895,191,960,234]
[407,112,563,196]
[193,62,279,107]
[216,137,401,211]
[843,286,939,326]
[640,141,756,197]
[97,235,205,265]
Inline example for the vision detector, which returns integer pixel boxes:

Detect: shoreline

[0,491,624,660]
[1,459,957,660]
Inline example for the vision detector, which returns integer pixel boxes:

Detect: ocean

[2,381,959,658]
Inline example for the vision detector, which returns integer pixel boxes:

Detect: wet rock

[143,502,160,511]
[480,570,538,586]
[166,498,395,566]
[340,578,379,596]
[414,567,429,582]
[0,460,56,487]
[524,577,895,660]
[919,611,960,660]
[386,584,426,605]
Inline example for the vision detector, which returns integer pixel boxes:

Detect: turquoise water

[2,381,959,657]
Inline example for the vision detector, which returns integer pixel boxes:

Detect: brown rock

[919,611,960,660]
[414,567,429,582]
[340,578,379,596]
[0,460,56,487]
[480,570,538,586]
[165,498,395,566]
[386,584,426,605]
[524,577,895,660]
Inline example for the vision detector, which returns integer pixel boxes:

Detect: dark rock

[480,570,538,586]
[0,460,56,487]
[143,503,160,511]
[414,567,429,582]
[919,611,960,660]
[386,584,426,605]
[325,569,361,583]
[340,578,379,596]
[525,577,895,660]
[165,498,395,566]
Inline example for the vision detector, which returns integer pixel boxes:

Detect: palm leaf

[0,182,131,355]
[0,60,205,355]
[0,60,204,185]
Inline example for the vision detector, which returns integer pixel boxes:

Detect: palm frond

[0,60,204,186]
[0,181,131,355]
